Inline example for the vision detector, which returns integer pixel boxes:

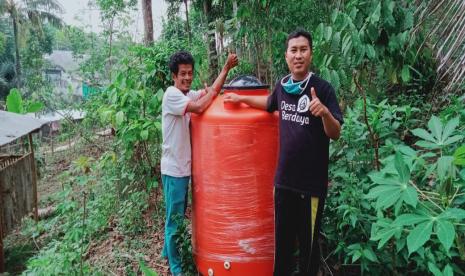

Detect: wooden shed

[0,110,45,272]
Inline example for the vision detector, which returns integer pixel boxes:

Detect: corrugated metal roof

[43,50,81,72]
[26,109,85,123]
[0,111,46,146]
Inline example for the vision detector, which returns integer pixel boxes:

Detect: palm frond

[25,0,64,14]
[415,0,465,91]
[22,0,64,26]
[0,0,6,13]
[37,10,63,27]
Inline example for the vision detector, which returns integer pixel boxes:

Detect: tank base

[195,256,273,276]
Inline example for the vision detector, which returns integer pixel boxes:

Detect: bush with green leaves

[324,96,465,274]
[84,41,186,195]
[312,0,439,105]
[368,115,465,274]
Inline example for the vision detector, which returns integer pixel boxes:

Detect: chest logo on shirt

[297,94,310,113]
[280,98,310,126]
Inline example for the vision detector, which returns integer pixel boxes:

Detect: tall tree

[183,0,191,45]
[165,0,192,45]
[203,0,218,82]
[0,0,63,84]
[95,0,137,80]
[0,18,17,99]
[141,0,153,45]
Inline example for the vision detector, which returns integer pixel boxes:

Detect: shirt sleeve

[266,84,279,113]
[164,87,191,116]
[324,85,344,125]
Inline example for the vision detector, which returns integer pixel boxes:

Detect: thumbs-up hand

[309,87,329,118]
[225,53,239,70]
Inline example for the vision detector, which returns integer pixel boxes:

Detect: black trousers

[273,187,326,276]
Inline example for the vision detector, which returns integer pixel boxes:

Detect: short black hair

[285,29,313,51]
[169,51,195,75]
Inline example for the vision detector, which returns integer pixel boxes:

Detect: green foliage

[0,19,17,100]
[0,59,16,100]
[8,0,465,274]
[6,88,22,113]
[232,0,331,83]
[139,260,158,276]
[311,0,438,103]
[117,191,149,235]
[0,32,5,55]
[412,116,463,151]
[161,16,189,42]
[86,41,181,194]
[326,95,465,274]
[21,24,58,109]
[23,156,117,275]
[175,216,197,275]
[455,145,465,166]
[176,2,465,273]
[96,0,137,20]
[53,26,92,56]
[366,152,418,210]
[6,88,44,113]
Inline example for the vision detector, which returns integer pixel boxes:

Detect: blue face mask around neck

[281,73,312,95]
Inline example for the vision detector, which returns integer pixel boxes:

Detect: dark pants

[274,187,326,276]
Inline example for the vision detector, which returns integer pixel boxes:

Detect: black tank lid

[223,75,269,90]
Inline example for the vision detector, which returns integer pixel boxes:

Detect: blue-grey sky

[57,0,168,41]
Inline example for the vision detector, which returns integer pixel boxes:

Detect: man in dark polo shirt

[224,30,343,276]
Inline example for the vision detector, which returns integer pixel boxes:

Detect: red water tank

[191,76,278,276]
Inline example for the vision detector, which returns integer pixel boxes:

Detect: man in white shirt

[161,50,238,276]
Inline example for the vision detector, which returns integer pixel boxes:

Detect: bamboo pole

[28,134,39,222]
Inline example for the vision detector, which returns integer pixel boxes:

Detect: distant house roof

[43,50,81,73]
[45,67,64,74]
[0,111,46,146]
[26,109,85,123]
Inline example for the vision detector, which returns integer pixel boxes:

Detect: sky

[56,0,168,41]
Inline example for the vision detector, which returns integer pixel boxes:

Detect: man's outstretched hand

[223,93,241,103]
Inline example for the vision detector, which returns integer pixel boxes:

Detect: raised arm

[211,53,239,94]
[186,85,216,114]
[187,54,238,114]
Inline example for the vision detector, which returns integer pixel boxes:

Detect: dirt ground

[86,194,179,276]
[3,134,180,275]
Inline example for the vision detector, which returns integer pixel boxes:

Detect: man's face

[173,64,193,93]
[285,36,312,79]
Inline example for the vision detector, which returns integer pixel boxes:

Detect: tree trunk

[141,0,154,45]
[203,0,218,83]
[232,0,240,56]
[265,1,273,86]
[12,15,21,85]
[108,17,114,81]
[184,0,191,45]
